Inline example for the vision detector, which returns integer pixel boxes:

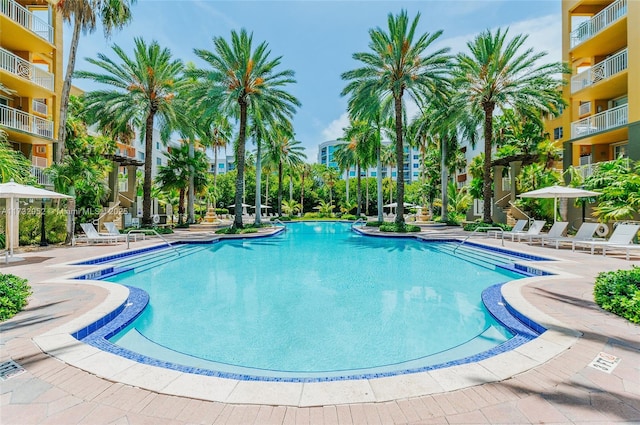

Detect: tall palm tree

[264,125,306,216]
[75,38,184,226]
[452,28,566,223]
[342,10,450,226]
[155,143,208,224]
[187,29,300,229]
[56,0,136,160]
[298,163,312,214]
[321,166,339,206]
[0,130,33,183]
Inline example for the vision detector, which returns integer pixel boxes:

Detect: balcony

[577,158,629,179]
[0,104,54,139]
[0,47,54,91]
[571,48,628,94]
[571,104,628,139]
[570,0,627,48]
[579,102,591,116]
[32,98,47,115]
[30,165,52,186]
[0,0,53,43]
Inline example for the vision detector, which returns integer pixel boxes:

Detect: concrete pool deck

[1,228,639,424]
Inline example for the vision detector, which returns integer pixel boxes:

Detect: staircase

[97,200,123,232]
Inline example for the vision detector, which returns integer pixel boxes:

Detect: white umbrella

[0,180,73,258]
[518,185,601,222]
[383,202,416,209]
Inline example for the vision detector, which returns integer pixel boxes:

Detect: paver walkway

[1,230,639,424]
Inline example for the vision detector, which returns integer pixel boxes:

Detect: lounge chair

[603,242,640,260]
[78,223,120,244]
[505,220,546,242]
[573,223,640,255]
[521,221,568,244]
[489,219,527,239]
[540,222,600,249]
[104,222,144,242]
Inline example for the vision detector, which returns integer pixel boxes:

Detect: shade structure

[518,185,601,222]
[383,202,416,208]
[0,181,73,258]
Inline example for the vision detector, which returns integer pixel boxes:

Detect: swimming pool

[74,222,548,381]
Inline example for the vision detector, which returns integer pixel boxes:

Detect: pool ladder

[453,226,504,254]
[351,218,366,229]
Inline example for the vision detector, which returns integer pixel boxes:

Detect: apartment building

[561,0,639,178]
[0,0,62,186]
[317,140,422,183]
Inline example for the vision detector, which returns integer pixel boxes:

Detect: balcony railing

[571,48,628,93]
[32,98,47,115]
[30,166,52,186]
[576,158,629,179]
[0,104,54,139]
[570,0,627,48]
[0,0,54,43]
[579,102,591,116]
[0,47,54,91]
[571,104,628,138]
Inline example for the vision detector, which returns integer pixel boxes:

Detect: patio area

[1,229,639,424]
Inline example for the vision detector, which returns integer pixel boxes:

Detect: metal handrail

[272,219,286,228]
[351,217,366,229]
[508,201,532,224]
[453,226,505,253]
[126,229,179,256]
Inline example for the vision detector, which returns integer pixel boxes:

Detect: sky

[65,0,562,162]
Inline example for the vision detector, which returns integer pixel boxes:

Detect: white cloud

[434,13,562,64]
[321,112,350,141]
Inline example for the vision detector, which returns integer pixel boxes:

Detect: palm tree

[298,163,312,215]
[342,10,450,226]
[321,166,339,206]
[155,144,208,224]
[187,29,300,229]
[56,0,136,160]
[452,28,566,223]
[0,130,33,183]
[75,38,183,227]
[264,125,306,216]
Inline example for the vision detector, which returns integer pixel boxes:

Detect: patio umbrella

[0,180,73,258]
[518,185,601,222]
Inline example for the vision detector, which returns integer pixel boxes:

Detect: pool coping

[31,233,583,407]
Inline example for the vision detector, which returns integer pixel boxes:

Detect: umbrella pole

[554,197,557,223]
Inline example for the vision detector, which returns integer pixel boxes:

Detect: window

[391,172,397,177]
[349,171,355,177]
[413,172,419,177]
[219,163,225,169]
[613,143,628,159]
[35,146,46,154]
[413,154,419,160]
[156,158,162,166]
[413,163,419,169]
[371,172,376,177]
[553,127,563,140]
[156,142,160,149]
[138,152,145,160]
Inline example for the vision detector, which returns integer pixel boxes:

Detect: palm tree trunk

[142,111,156,226]
[345,167,350,203]
[254,140,262,225]
[233,100,247,229]
[356,163,361,217]
[376,142,383,222]
[178,188,185,224]
[482,103,494,223]
[57,15,83,162]
[365,169,369,216]
[394,94,405,225]
[213,146,218,209]
[441,138,448,223]
[277,162,283,216]
[289,174,293,201]
[188,140,195,224]
[300,172,305,214]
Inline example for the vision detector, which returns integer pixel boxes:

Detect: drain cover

[0,360,26,380]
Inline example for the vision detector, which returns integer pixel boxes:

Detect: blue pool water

[100,222,532,379]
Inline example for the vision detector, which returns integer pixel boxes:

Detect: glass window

[219,163,225,169]
[613,143,628,159]
[391,172,397,177]
[371,172,376,177]
[413,163,419,168]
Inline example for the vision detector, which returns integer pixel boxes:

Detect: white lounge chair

[506,220,546,242]
[540,222,600,249]
[78,223,120,244]
[573,223,640,255]
[489,219,527,239]
[521,221,568,244]
[104,222,144,242]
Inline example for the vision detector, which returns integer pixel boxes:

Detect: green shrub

[174,223,190,229]
[215,227,259,235]
[137,226,174,235]
[303,212,320,219]
[463,222,511,232]
[341,214,357,220]
[0,273,31,322]
[215,208,229,215]
[593,266,640,323]
[379,223,420,233]
[365,221,383,227]
[0,209,67,246]
[0,233,5,247]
